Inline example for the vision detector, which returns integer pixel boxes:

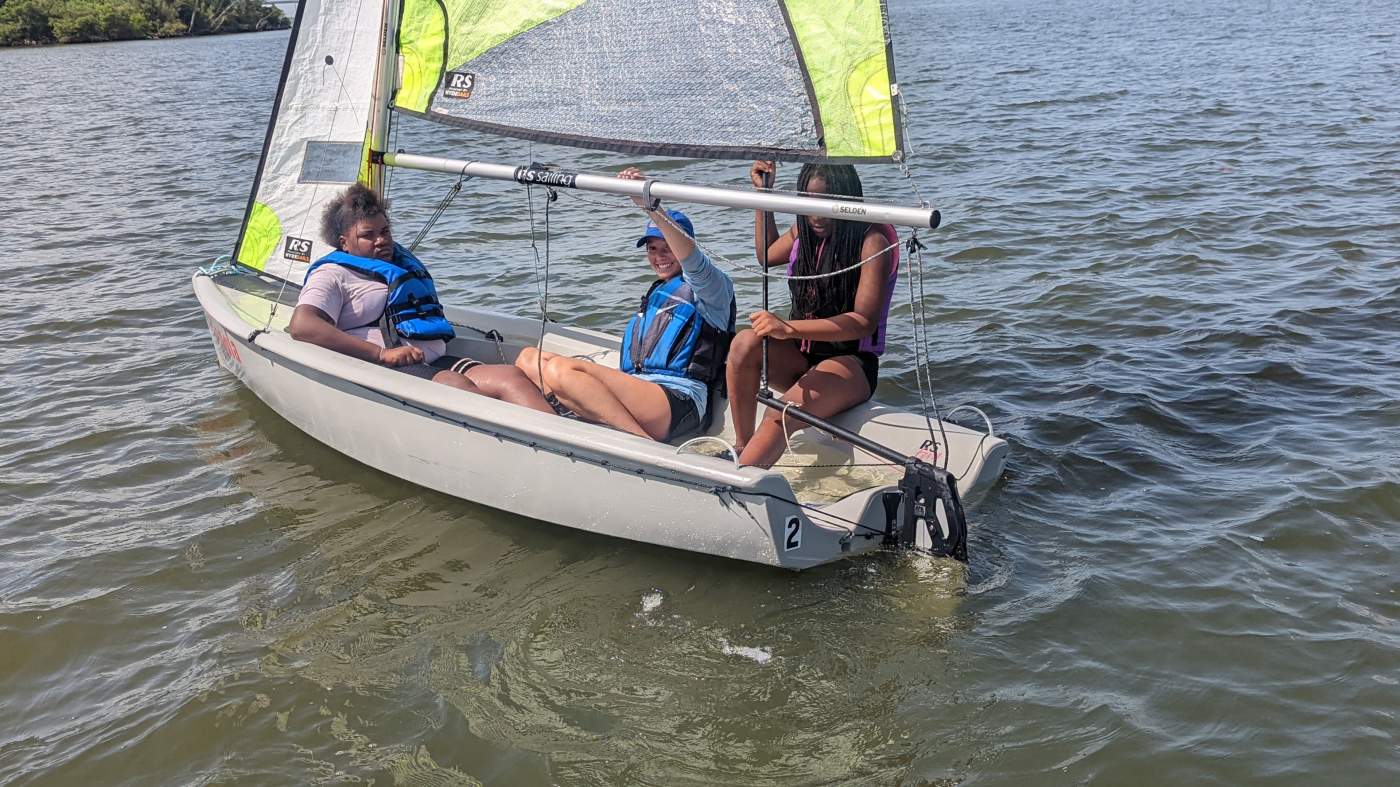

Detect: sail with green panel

[394,0,905,162]
[235,0,911,282]
[232,0,391,283]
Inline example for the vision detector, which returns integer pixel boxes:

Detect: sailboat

[194,0,1009,569]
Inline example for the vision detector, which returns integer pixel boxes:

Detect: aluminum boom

[383,152,941,230]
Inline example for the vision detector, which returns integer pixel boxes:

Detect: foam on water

[718,639,773,665]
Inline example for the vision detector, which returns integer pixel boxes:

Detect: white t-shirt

[297,264,447,362]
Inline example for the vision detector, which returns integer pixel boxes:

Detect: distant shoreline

[0,1,290,48]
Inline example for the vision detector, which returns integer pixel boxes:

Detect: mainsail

[397,0,903,161]
[233,0,912,283]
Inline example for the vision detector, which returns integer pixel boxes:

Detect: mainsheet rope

[523,141,558,401]
[905,233,951,469]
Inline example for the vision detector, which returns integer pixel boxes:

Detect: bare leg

[725,330,808,454]
[738,356,872,469]
[464,364,556,413]
[542,356,673,440]
[514,346,563,389]
[431,369,485,393]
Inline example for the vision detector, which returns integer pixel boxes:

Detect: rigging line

[524,143,552,398]
[554,187,629,209]
[917,247,953,475]
[545,186,553,321]
[525,183,560,399]
[893,84,931,209]
[906,234,937,447]
[956,430,992,482]
[755,239,899,281]
[907,239,940,467]
[781,400,799,459]
[770,461,902,469]
[525,183,546,390]
[261,256,298,332]
[543,184,554,377]
[524,184,547,316]
[910,235,953,472]
[409,164,472,252]
[771,400,906,471]
[897,157,931,211]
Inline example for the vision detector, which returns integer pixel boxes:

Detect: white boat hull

[194,270,1008,570]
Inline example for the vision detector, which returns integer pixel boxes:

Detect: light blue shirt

[632,246,736,420]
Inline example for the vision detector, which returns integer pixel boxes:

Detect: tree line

[0,0,289,46]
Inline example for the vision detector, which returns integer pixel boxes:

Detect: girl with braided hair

[726,160,900,468]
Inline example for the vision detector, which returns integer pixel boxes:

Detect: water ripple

[4,1,1400,783]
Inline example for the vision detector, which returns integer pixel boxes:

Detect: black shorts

[801,350,879,399]
[659,385,702,442]
[399,354,483,381]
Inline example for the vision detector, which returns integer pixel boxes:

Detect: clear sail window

[299,141,362,183]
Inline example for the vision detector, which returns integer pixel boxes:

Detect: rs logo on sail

[444,71,475,99]
[284,236,313,263]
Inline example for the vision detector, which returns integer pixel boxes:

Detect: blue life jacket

[621,276,734,385]
[303,243,455,342]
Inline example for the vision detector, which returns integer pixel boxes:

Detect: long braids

[789,163,869,321]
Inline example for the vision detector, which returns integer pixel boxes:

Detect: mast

[364,0,403,195]
[382,152,940,230]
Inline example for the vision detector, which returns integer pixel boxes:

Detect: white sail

[232,0,396,284]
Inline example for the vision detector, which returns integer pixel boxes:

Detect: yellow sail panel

[398,0,583,114]
[397,0,447,114]
[444,0,586,75]
[236,202,282,271]
[392,0,907,162]
[785,0,898,159]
